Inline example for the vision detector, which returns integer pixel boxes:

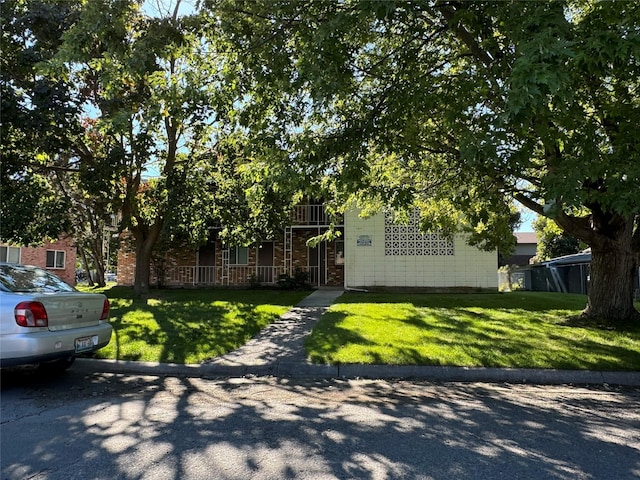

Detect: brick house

[117,204,346,288]
[0,237,78,285]
[116,203,498,290]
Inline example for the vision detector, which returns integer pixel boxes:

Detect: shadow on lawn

[308,300,640,371]
[563,314,640,333]
[95,287,309,364]
[305,322,375,364]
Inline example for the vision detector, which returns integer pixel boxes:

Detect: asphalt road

[1,368,639,480]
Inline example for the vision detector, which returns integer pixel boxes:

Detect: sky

[518,208,537,232]
[142,0,198,18]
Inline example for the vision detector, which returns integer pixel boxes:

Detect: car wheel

[38,356,76,373]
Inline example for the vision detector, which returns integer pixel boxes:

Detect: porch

[117,203,344,288]
[289,204,334,226]
[158,265,328,287]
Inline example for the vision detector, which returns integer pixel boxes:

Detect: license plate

[75,336,96,353]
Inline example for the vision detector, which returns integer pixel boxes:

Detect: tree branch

[513,192,543,216]
[514,192,596,244]
[434,1,494,68]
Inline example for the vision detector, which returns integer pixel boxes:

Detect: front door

[257,242,274,283]
[198,241,216,284]
[308,242,327,286]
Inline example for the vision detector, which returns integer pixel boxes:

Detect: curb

[75,358,640,386]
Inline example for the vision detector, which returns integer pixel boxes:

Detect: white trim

[46,250,66,269]
[0,245,21,264]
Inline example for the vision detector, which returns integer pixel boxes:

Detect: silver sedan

[0,263,113,372]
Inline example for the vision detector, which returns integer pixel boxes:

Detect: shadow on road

[2,369,640,479]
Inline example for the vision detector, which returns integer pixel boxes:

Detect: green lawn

[79,286,310,364]
[305,292,640,371]
[81,286,640,370]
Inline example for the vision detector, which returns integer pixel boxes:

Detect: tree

[1,0,119,286]
[0,0,80,244]
[51,0,237,295]
[212,0,640,322]
[3,0,291,292]
[532,216,583,263]
[51,119,123,287]
[203,133,306,246]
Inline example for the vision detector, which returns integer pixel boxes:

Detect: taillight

[100,298,110,320]
[15,301,48,327]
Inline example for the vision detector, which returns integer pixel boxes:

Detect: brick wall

[291,230,311,271]
[274,240,285,270]
[290,228,344,287]
[116,236,199,287]
[326,236,345,287]
[115,228,345,287]
[116,235,136,286]
[4,237,78,286]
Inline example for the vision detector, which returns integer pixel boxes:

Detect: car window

[0,264,76,293]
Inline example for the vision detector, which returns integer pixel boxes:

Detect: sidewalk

[76,289,640,386]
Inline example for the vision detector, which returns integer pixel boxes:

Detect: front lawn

[305,292,640,371]
[79,286,310,364]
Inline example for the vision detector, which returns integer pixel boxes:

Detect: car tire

[38,356,76,373]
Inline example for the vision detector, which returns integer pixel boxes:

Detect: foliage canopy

[3,0,638,319]
[211,0,640,321]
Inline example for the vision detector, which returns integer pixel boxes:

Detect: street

[1,368,639,480]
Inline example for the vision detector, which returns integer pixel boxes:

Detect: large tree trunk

[134,239,153,297]
[529,203,640,324]
[580,216,640,323]
[79,248,94,287]
[90,236,106,288]
[132,223,163,297]
[585,243,639,322]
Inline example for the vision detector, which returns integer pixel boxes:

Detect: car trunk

[35,293,107,331]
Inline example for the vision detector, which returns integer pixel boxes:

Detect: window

[0,246,21,264]
[46,250,66,269]
[335,240,345,265]
[229,246,248,265]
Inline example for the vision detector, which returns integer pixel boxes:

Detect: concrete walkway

[205,287,344,376]
[76,289,640,386]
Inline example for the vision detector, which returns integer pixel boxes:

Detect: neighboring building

[506,249,640,297]
[499,232,537,266]
[530,250,592,294]
[504,250,591,294]
[0,237,77,285]
[116,204,498,291]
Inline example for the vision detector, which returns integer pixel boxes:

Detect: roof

[515,232,537,244]
[543,249,592,266]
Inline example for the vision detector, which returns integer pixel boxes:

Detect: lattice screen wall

[384,210,454,256]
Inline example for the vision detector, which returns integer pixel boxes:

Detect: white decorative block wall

[345,210,498,289]
[383,210,455,256]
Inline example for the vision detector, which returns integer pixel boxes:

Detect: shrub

[278,269,312,290]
